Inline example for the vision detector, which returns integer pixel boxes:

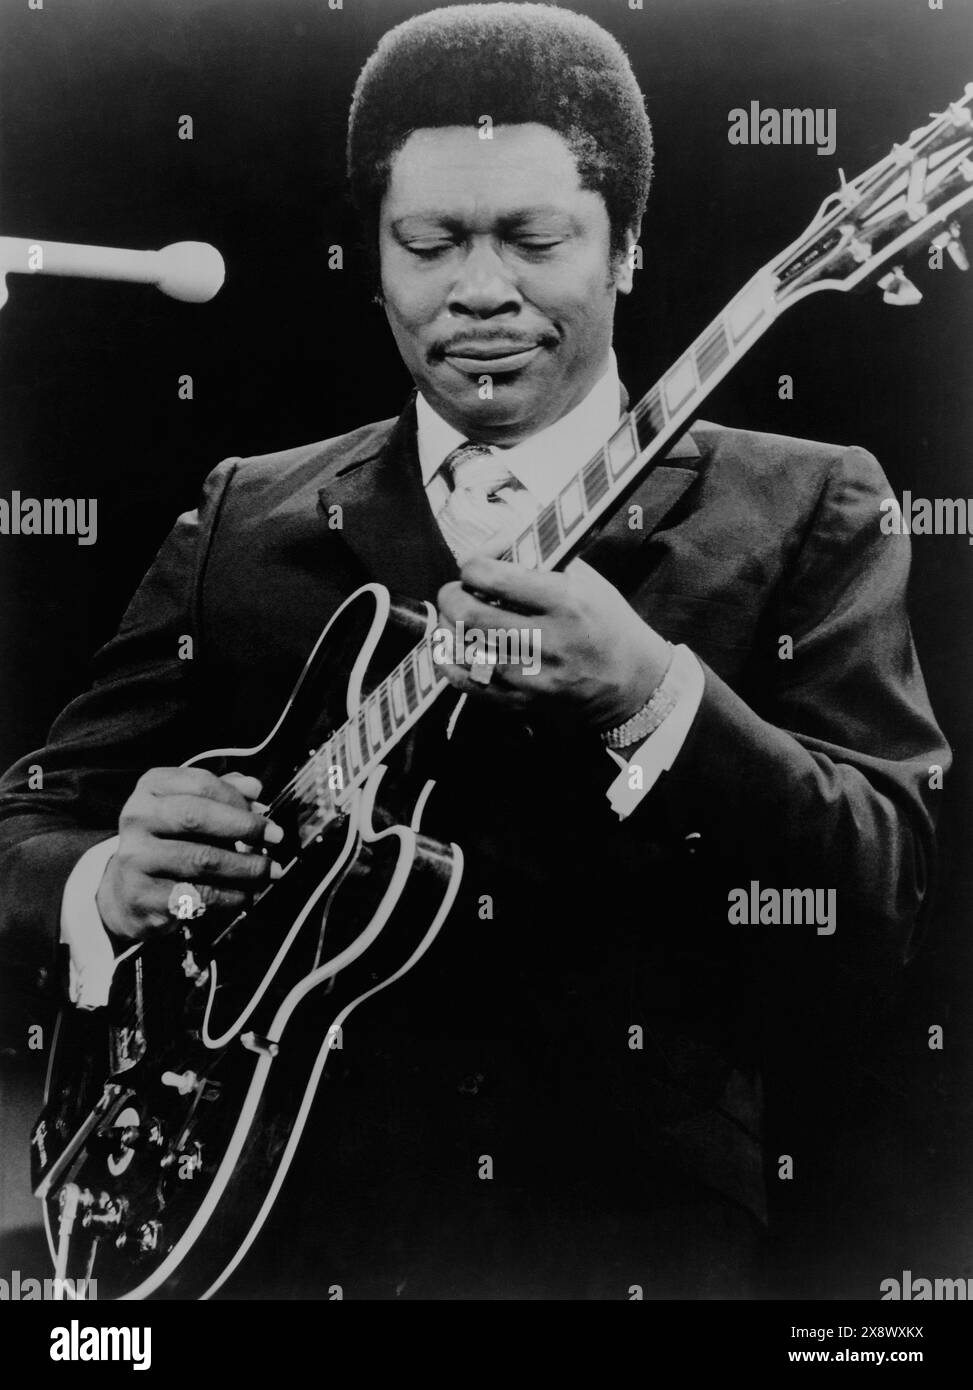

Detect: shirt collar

[416,351,622,498]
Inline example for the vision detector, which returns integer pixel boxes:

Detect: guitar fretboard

[270,267,780,846]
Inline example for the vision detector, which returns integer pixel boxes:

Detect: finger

[176,883,251,917]
[138,882,252,935]
[434,615,550,687]
[468,525,523,562]
[458,556,568,615]
[221,771,265,801]
[440,662,533,708]
[437,581,525,634]
[140,838,281,889]
[141,794,283,848]
[139,766,262,811]
[564,556,622,601]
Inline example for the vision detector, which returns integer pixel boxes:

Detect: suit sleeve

[637,444,950,971]
[0,458,240,986]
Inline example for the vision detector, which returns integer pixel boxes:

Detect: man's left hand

[436,554,671,731]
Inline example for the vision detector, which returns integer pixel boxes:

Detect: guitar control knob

[82,1195,127,1229]
[161,1069,198,1096]
[137,1220,162,1253]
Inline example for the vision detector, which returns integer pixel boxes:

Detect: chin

[428,374,543,435]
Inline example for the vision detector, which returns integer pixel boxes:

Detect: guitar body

[30,584,464,1300]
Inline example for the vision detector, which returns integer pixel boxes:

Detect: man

[0,4,949,1299]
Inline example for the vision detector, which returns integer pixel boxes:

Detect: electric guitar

[30,85,973,1299]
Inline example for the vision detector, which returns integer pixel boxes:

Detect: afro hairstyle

[346,3,653,266]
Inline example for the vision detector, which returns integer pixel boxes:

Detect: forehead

[382,123,597,224]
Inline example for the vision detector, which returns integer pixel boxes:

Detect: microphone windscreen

[154,241,226,302]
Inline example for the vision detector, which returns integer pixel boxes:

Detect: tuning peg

[931,221,969,270]
[836,168,861,210]
[161,1068,199,1095]
[840,222,872,263]
[878,266,923,306]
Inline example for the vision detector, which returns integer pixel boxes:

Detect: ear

[613,222,642,295]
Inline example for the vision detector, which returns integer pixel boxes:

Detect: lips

[442,341,544,373]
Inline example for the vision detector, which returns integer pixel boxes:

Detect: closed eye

[402,236,457,258]
[402,236,564,260]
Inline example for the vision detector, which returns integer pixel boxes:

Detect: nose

[447,240,523,318]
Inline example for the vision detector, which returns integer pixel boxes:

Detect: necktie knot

[442,441,522,499]
[435,440,534,561]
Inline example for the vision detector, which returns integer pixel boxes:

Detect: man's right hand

[95,767,285,944]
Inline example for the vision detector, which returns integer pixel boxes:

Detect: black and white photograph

[0,0,970,1358]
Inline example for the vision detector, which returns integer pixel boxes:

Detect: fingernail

[226,771,262,791]
[264,821,285,845]
[270,861,284,880]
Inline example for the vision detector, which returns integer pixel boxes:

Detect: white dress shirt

[416,352,704,810]
[61,357,703,1008]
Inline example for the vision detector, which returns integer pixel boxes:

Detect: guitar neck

[499,266,781,571]
[285,265,784,842]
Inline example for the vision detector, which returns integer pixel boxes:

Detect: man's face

[378,123,636,444]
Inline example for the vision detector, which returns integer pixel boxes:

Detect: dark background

[0,0,970,1298]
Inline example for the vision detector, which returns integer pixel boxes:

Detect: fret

[416,642,433,696]
[536,502,561,560]
[314,750,335,807]
[634,386,666,452]
[663,354,696,415]
[357,709,370,764]
[402,653,419,711]
[377,684,393,740]
[727,281,767,344]
[695,320,730,382]
[582,450,610,510]
[366,696,384,753]
[344,719,361,776]
[514,526,539,569]
[558,476,585,533]
[312,752,327,796]
[334,732,350,789]
[390,670,407,726]
[606,416,638,479]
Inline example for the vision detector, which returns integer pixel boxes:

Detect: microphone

[0,237,225,304]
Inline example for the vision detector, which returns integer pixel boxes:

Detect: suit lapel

[578,379,701,580]
[318,393,459,601]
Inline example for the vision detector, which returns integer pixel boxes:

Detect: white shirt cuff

[605,644,705,819]
[59,835,129,1010]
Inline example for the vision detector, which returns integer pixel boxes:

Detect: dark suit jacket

[0,394,949,1296]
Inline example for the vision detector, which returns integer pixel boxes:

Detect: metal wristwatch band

[600,642,679,750]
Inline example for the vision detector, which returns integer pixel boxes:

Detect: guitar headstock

[772,82,973,307]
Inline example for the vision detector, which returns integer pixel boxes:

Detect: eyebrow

[390,206,577,234]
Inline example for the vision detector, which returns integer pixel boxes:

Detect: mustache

[431,328,559,359]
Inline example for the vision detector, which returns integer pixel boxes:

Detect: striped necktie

[434,441,536,562]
